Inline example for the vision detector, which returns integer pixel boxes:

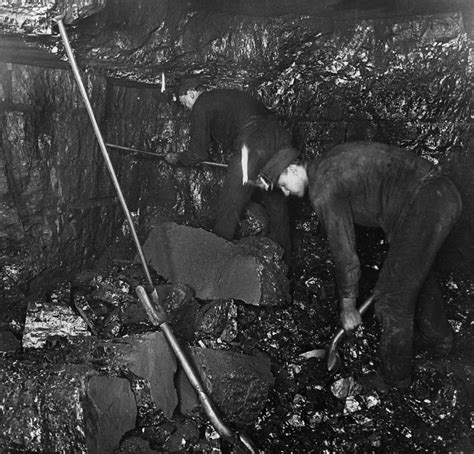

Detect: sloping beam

[0,35,67,68]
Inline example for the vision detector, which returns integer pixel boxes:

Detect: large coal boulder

[140,222,290,306]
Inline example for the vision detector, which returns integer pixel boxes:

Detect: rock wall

[0,63,120,285]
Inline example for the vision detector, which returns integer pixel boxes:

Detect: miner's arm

[315,197,362,332]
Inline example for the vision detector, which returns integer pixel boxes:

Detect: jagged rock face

[0,64,120,283]
[0,1,472,287]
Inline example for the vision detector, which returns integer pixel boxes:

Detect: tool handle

[328,295,376,361]
[200,160,228,168]
[106,143,167,157]
[56,18,156,289]
[358,294,375,316]
[135,285,168,325]
[106,142,227,168]
[337,294,375,338]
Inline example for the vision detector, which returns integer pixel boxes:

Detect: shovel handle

[331,295,375,345]
[358,294,376,316]
[327,295,375,371]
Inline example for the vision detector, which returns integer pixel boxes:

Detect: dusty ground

[230,220,474,453]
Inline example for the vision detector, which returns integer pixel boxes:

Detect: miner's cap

[176,77,206,96]
[259,147,301,186]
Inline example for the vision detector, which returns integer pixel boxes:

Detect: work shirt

[177,89,271,166]
[307,141,437,299]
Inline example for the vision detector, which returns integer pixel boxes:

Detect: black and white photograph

[0,1,473,452]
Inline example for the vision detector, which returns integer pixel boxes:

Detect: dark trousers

[214,154,291,254]
[373,176,462,385]
[214,116,293,256]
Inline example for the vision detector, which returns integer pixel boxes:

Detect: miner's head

[275,161,308,197]
[257,147,307,197]
[176,77,206,110]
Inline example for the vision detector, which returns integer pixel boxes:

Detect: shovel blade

[327,349,342,373]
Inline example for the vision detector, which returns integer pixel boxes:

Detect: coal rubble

[0,232,473,453]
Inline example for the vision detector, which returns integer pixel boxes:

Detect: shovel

[297,295,375,374]
[326,294,375,373]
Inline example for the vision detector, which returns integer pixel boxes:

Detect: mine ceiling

[0,0,473,84]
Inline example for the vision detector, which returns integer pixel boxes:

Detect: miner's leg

[374,286,416,388]
[214,155,255,241]
[220,115,292,243]
[415,179,461,355]
[260,188,291,258]
[416,273,454,356]
[374,177,461,388]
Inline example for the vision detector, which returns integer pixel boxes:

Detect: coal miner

[165,77,297,258]
[259,141,462,391]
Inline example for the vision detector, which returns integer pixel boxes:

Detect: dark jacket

[177,89,271,166]
[307,142,438,299]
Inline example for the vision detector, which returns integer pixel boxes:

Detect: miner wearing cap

[260,141,461,391]
[165,77,296,258]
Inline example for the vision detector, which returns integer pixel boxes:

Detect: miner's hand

[340,297,362,332]
[165,152,180,165]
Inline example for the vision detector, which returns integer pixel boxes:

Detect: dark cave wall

[0,63,121,282]
[257,14,470,158]
[0,2,472,288]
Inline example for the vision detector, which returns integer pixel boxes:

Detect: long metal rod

[135,286,233,437]
[135,286,257,453]
[55,16,154,288]
[105,142,228,168]
[106,142,167,157]
[56,16,255,453]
